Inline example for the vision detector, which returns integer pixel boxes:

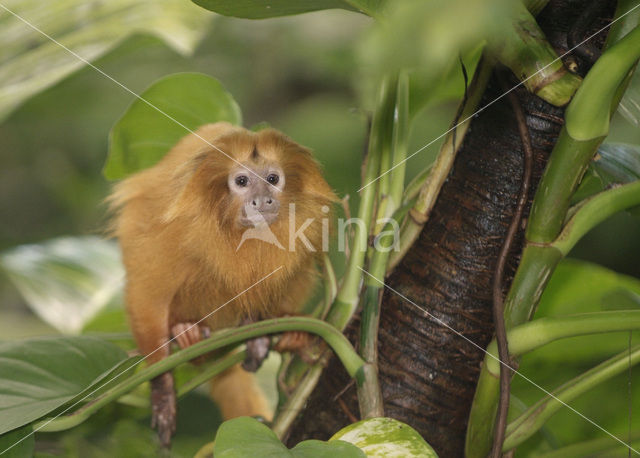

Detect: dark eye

[267,174,279,185]
[235,175,248,187]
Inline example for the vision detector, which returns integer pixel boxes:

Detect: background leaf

[0,0,212,122]
[213,417,364,457]
[190,0,386,19]
[0,424,34,457]
[104,72,242,180]
[330,417,438,457]
[0,336,128,435]
[0,236,124,335]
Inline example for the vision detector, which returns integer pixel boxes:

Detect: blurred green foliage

[1,2,640,456]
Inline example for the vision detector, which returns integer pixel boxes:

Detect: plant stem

[537,430,640,458]
[489,0,582,106]
[36,318,364,432]
[466,311,640,457]
[326,77,392,331]
[504,344,640,450]
[357,72,409,419]
[552,180,640,255]
[272,361,325,439]
[486,311,640,376]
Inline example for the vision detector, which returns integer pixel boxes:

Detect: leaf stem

[36,318,364,432]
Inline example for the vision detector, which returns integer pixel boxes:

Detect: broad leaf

[213,417,364,457]
[0,425,34,458]
[0,336,128,435]
[104,72,242,180]
[331,417,438,457]
[191,0,386,19]
[0,237,124,334]
[595,143,640,185]
[0,0,212,122]
[532,258,640,362]
[572,142,640,206]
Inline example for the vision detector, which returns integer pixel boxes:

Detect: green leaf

[213,417,364,457]
[292,440,366,458]
[0,237,124,335]
[571,143,640,207]
[0,425,34,457]
[190,0,385,19]
[0,336,128,435]
[357,0,512,100]
[595,143,640,185]
[0,0,212,122]
[330,417,438,457]
[104,72,242,180]
[532,258,640,362]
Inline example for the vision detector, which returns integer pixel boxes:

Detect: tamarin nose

[250,196,276,212]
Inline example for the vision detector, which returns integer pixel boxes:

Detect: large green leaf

[531,258,640,362]
[331,417,438,457]
[191,0,386,19]
[571,142,640,209]
[595,143,640,185]
[213,417,364,457]
[0,336,128,435]
[0,237,124,335]
[0,0,212,122]
[0,425,34,457]
[104,72,242,180]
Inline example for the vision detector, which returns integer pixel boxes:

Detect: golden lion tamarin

[109,122,336,446]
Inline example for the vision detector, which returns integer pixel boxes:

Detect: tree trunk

[287,1,615,455]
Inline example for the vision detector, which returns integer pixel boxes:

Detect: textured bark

[287,1,615,455]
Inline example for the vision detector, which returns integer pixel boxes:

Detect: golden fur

[109,123,336,423]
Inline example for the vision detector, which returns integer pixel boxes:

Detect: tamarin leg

[125,280,176,447]
[210,364,272,420]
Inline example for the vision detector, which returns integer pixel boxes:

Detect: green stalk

[118,349,247,409]
[527,25,640,244]
[320,254,338,319]
[176,350,245,398]
[471,9,639,457]
[504,344,640,450]
[552,180,640,255]
[271,76,398,435]
[402,164,432,203]
[486,311,640,375]
[537,430,640,458]
[36,318,364,432]
[488,0,582,106]
[526,131,604,243]
[466,311,640,457]
[326,77,392,331]
[272,362,325,439]
[357,73,410,419]
[565,25,640,140]
[389,58,493,271]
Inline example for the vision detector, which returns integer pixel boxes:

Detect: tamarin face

[171,127,337,245]
[227,162,285,227]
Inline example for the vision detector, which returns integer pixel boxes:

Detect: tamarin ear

[163,151,210,223]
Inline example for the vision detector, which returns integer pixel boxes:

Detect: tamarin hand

[109,122,337,446]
